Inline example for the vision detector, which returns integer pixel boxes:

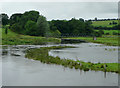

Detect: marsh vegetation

[25,46,119,73]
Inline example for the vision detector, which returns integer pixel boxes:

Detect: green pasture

[1,28,61,45]
[92,20,118,27]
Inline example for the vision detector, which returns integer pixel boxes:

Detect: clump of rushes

[25,46,120,73]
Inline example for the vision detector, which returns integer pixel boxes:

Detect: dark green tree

[5,26,8,34]
[36,16,50,36]
[85,20,94,36]
[11,23,22,33]
[10,10,40,34]
[10,13,23,26]
[1,13,9,25]
[51,30,61,37]
[25,20,37,36]
[99,30,104,35]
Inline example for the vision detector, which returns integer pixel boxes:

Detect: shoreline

[25,46,119,74]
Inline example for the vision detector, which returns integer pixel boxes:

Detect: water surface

[1,44,118,86]
[49,43,118,63]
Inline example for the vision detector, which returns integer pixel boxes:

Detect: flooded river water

[0,43,118,86]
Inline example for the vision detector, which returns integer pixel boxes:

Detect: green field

[1,28,61,45]
[92,20,118,27]
[25,46,119,73]
[66,36,119,46]
[95,30,119,35]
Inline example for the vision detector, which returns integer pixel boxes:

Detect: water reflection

[104,71,107,78]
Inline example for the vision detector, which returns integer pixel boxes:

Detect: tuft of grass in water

[105,48,107,50]
[2,50,8,55]
[25,46,119,73]
[113,48,116,51]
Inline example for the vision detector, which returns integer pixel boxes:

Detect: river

[0,43,118,86]
[49,43,118,63]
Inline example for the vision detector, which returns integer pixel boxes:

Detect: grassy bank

[65,36,119,46]
[1,28,119,46]
[1,28,61,45]
[25,46,119,73]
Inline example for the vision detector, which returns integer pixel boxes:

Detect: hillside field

[92,20,118,27]
[1,28,61,45]
[95,30,119,35]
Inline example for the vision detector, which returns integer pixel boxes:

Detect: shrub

[113,32,118,35]
[94,31,102,37]
[51,30,61,38]
[105,32,110,35]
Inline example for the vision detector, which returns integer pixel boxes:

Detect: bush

[105,32,110,35]
[94,31,102,37]
[113,32,118,35]
[51,30,61,38]
[99,30,104,34]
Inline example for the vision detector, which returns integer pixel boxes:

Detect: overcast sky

[0,2,118,20]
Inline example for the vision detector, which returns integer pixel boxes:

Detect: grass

[1,28,61,45]
[95,30,119,35]
[92,20,118,27]
[65,36,119,46]
[25,46,119,73]
[1,27,119,46]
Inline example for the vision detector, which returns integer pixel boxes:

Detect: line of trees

[0,10,119,37]
[49,18,95,37]
[90,18,119,21]
[94,25,119,30]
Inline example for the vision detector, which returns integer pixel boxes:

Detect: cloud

[0,2,118,20]
[0,0,119,2]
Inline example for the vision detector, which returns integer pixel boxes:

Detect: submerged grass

[25,46,119,73]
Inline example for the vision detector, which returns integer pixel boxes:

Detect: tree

[109,22,112,25]
[79,18,84,22]
[25,20,37,36]
[11,23,22,33]
[99,30,104,34]
[105,32,110,35]
[20,10,39,30]
[10,13,23,26]
[113,32,118,35]
[94,31,102,37]
[23,10,39,22]
[36,16,50,36]
[1,13,9,25]
[85,20,94,36]
[68,18,86,36]
[51,30,61,37]
[50,20,69,35]
[49,22,58,31]
[9,10,40,34]
[5,25,9,34]
[95,17,97,21]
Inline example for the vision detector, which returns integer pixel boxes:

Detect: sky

[0,1,119,20]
